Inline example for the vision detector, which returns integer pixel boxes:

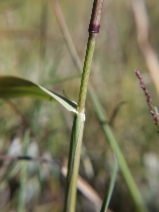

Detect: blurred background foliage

[0,0,159,211]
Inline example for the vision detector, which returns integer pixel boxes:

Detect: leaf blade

[0,76,77,113]
[100,155,118,212]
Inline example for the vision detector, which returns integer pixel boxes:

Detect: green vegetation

[0,0,158,212]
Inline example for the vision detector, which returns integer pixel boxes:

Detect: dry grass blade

[132,0,159,95]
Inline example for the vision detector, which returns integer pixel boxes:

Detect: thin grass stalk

[51,74,81,85]
[89,88,148,212]
[132,0,159,96]
[51,0,82,72]
[100,155,118,212]
[64,114,84,212]
[63,1,105,212]
[77,34,96,112]
[51,1,148,212]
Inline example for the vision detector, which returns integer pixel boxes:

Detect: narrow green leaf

[100,155,118,212]
[0,76,77,113]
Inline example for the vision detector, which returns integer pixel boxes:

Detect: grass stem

[51,1,149,211]
[62,1,105,212]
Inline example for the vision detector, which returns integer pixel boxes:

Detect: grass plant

[0,1,107,211]
[63,1,105,211]
[51,1,148,212]
[0,0,158,211]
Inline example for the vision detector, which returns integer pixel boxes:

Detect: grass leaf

[0,76,77,113]
[100,155,118,212]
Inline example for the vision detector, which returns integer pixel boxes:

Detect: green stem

[64,114,84,212]
[63,31,97,212]
[52,1,148,212]
[77,35,96,112]
[64,35,96,209]
[62,1,104,212]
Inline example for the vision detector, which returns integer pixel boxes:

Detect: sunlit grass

[0,0,158,211]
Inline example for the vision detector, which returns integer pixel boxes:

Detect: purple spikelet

[135,70,159,129]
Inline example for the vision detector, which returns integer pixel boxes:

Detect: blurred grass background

[0,0,159,211]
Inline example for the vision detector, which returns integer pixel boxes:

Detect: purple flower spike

[135,70,159,129]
